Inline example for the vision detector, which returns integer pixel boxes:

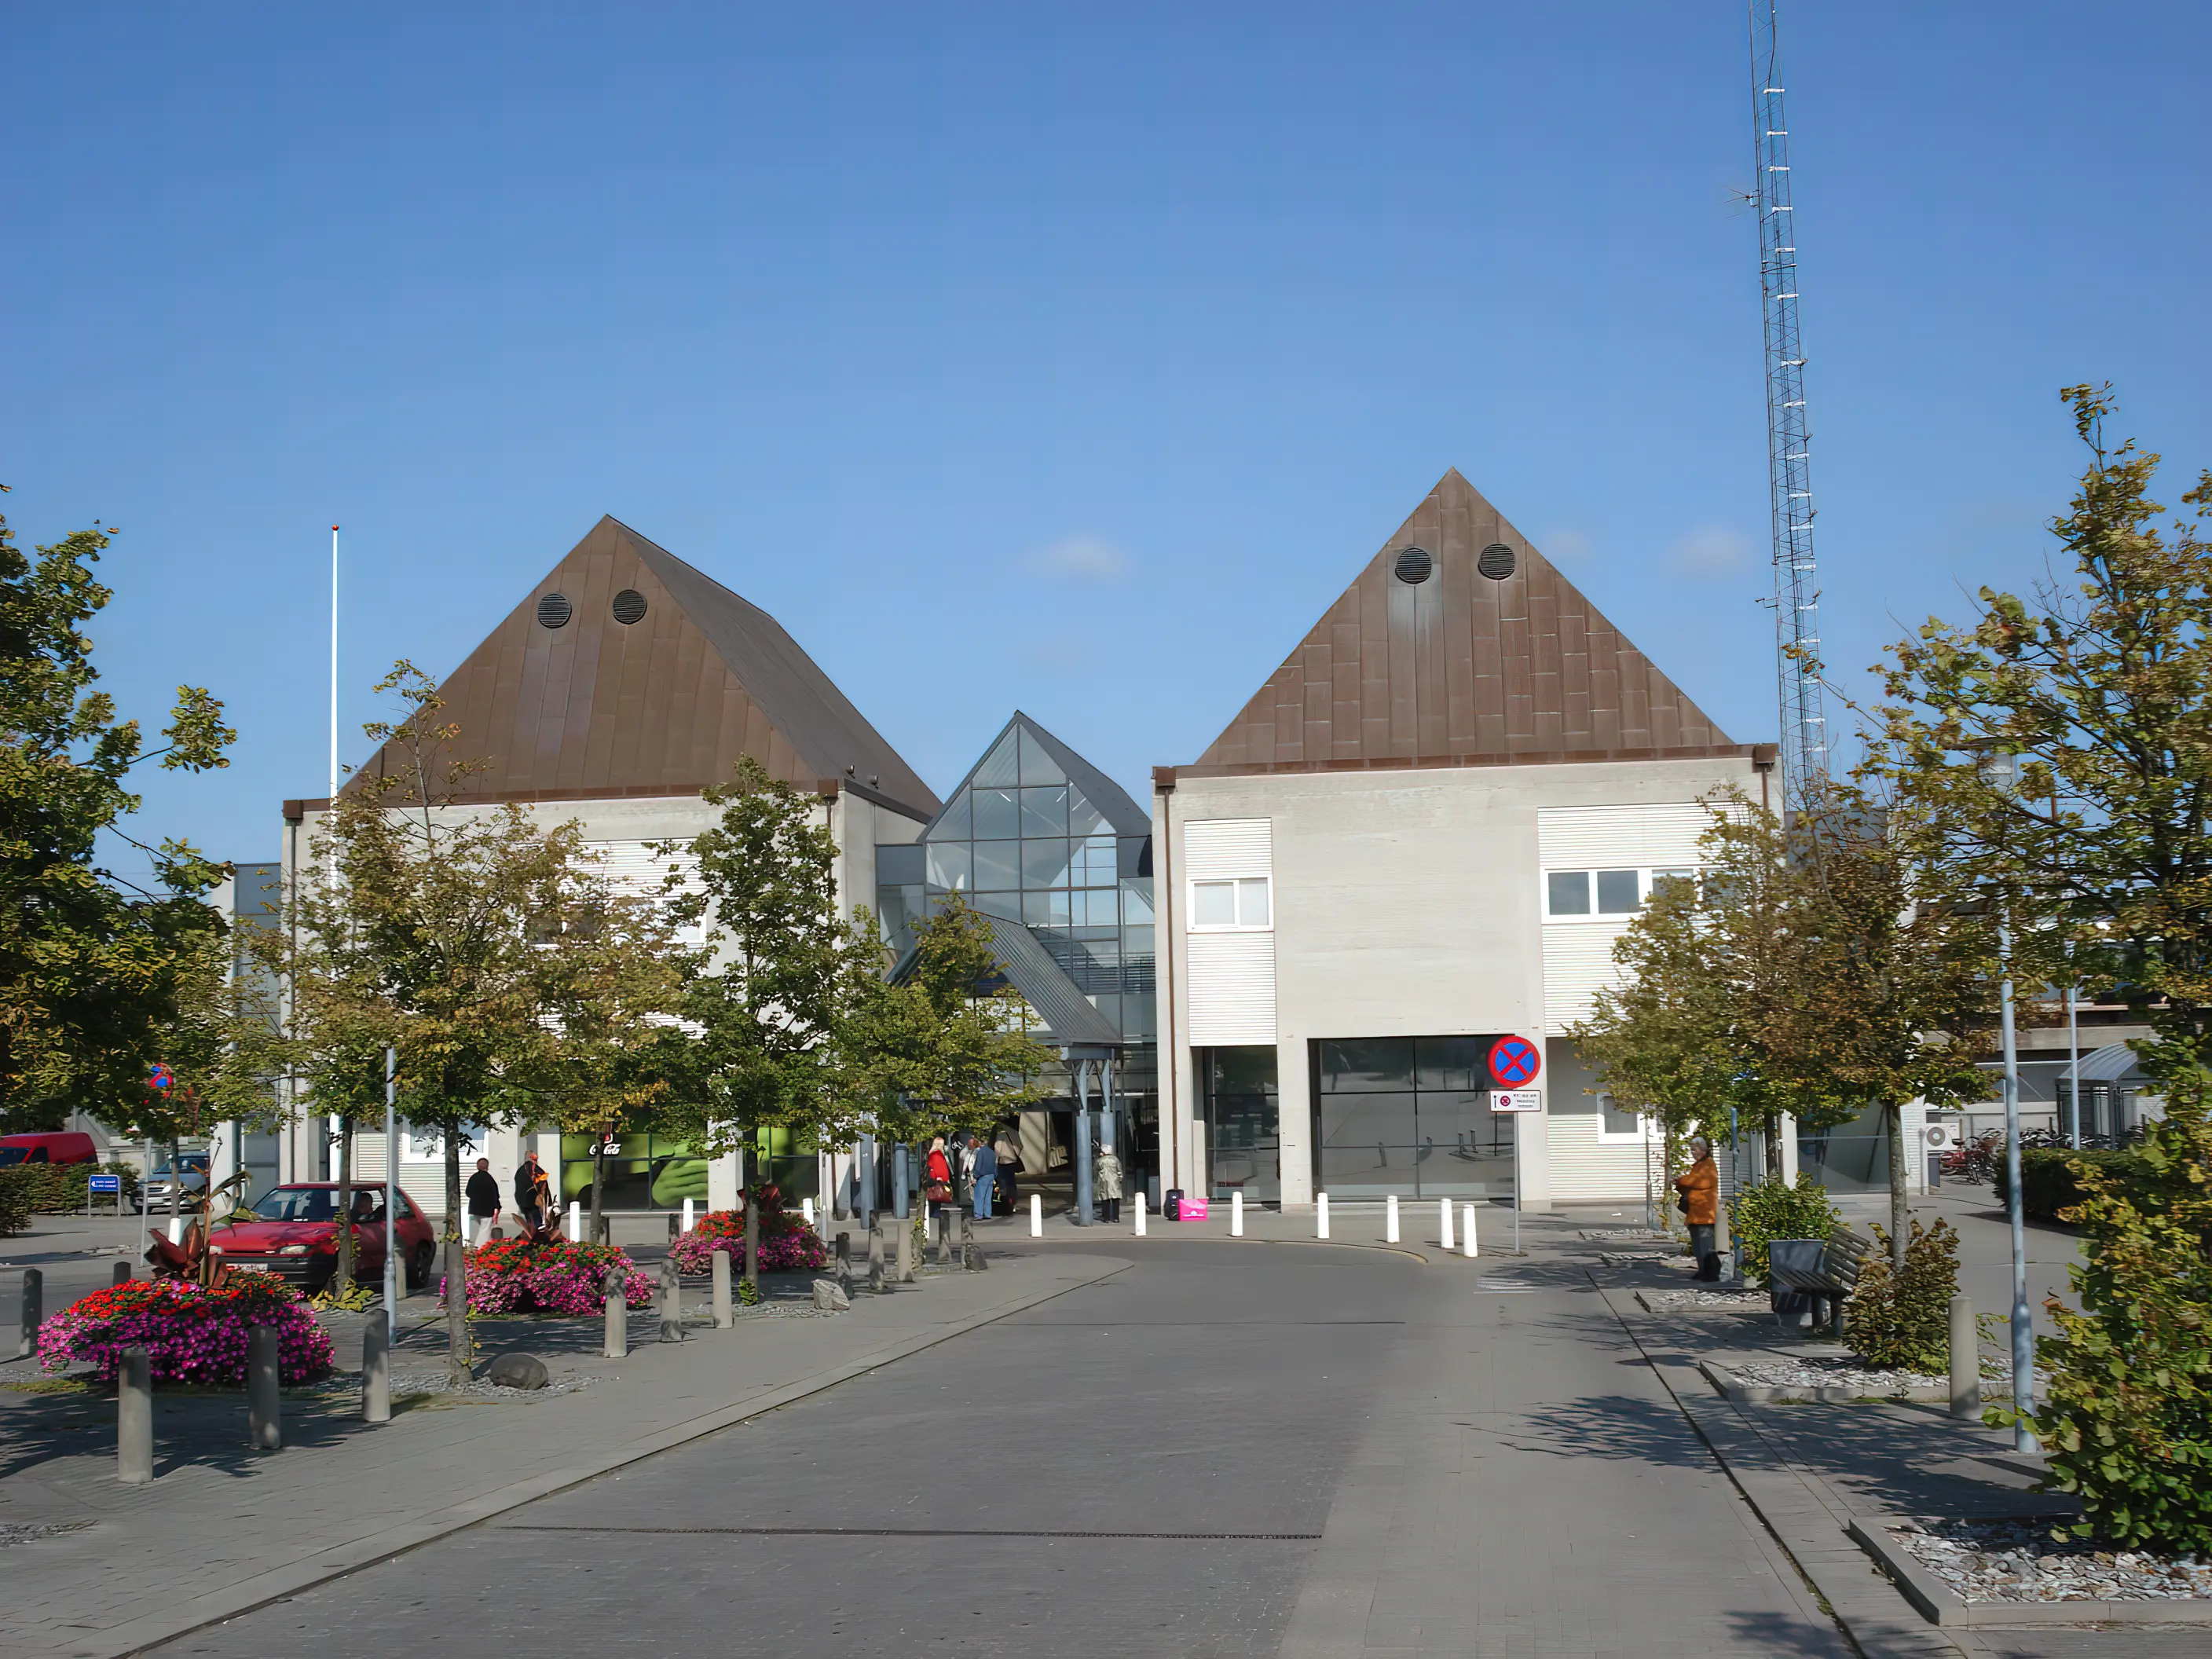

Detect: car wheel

[406,1243,435,1292]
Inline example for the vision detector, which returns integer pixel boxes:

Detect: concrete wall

[1156,753,1767,1211]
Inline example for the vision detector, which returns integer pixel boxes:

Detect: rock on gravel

[1890,1518,2212,1604]
[485,1352,550,1390]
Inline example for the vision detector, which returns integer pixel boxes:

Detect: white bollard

[1439,1197,1453,1252]
[1231,1191,1243,1237]
[1386,1193,1400,1243]
[801,1197,815,1228]
[1317,1192,1330,1240]
[1029,1193,1042,1237]
[1133,1192,1146,1236]
[566,1200,580,1242]
[680,1197,695,1236]
[167,1215,183,1245]
[1463,1203,1478,1259]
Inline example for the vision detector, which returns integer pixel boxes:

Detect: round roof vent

[1478,542,1517,580]
[611,588,648,625]
[1393,546,1434,584]
[537,592,573,628]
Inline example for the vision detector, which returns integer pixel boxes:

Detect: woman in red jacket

[924,1137,954,1240]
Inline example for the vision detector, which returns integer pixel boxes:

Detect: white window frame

[1188,876,1272,932]
[1594,1091,1662,1144]
[1543,865,1697,923]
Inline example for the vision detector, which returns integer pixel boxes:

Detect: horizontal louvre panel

[1188,931,1277,1045]
[1536,803,1719,871]
[1543,923,1629,1033]
[1547,1111,1660,1203]
[1184,818,1273,881]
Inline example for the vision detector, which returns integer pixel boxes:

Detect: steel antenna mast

[1752,1,1827,807]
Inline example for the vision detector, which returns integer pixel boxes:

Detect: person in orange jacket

[1673,1135,1723,1281]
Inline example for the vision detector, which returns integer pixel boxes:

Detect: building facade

[1152,471,1776,1212]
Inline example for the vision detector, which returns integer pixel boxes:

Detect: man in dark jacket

[515,1151,555,1240]
[465,1156,503,1247]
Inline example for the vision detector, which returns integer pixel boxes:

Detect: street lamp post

[1995,904,2036,1451]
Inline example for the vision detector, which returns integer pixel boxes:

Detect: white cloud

[1025,535,1130,583]
[1668,525,1752,577]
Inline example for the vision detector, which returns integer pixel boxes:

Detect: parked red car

[0,1131,99,1166]
[205,1183,439,1293]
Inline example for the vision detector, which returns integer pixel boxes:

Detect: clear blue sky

[5,3,2207,873]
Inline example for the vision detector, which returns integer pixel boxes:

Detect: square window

[1596,870,1641,914]
[1598,1093,1647,1140]
[972,788,1019,840]
[1650,867,1694,900]
[1192,881,1236,926]
[1023,889,1071,928]
[876,843,924,886]
[1020,786,1068,837]
[1237,877,1270,926]
[1547,871,1591,916]
[1021,837,1072,888]
[972,841,1020,890]
[925,842,970,891]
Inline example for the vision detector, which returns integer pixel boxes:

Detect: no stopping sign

[1487,1035,1541,1088]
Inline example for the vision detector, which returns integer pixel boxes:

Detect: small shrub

[2020,1096,2212,1555]
[0,1173,30,1236]
[1730,1174,1838,1286]
[1993,1147,2144,1223]
[667,1185,829,1276]
[0,1160,141,1228]
[1844,1218,1960,1374]
[461,1238,653,1316]
[38,1276,334,1386]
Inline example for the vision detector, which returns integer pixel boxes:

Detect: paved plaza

[2,1198,2207,1657]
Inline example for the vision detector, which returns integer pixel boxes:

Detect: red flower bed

[38,1276,335,1386]
[668,1185,829,1275]
[461,1237,654,1316]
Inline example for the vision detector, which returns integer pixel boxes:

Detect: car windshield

[0,1148,25,1166]
[251,1188,340,1222]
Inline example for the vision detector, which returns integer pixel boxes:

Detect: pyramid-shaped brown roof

[1185,471,1743,775]
[346,516,939,817]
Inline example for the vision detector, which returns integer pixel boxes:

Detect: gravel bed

[393,1369,599,1401]
[1580,1229,1670,1240]
[1643,1287,1770,1309]
[1889,1517,2212,1603]
[1729,1354,2023,1393]
[0,1522,90,1550]
[1599,1249,1683,1268]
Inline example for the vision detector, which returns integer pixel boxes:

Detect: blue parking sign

[89,1174,121,1193]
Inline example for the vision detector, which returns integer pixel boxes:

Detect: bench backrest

[1822,1225,1870,1285]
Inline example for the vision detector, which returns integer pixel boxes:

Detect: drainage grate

[611,588,647,624]
[537,591,573,628]
[1478,542,1516,580]
[1393,546,1433,584]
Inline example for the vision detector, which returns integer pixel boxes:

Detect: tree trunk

[590,1135,607,1246]
[443,1135,468,1386]
[1765,1120,1785,1185]
[167,1136,181,1225]
[742,1139,758,1290]
[1885,1101,1910,1266]
[334,1118,356,1292]
[1661,1122,1684,1241]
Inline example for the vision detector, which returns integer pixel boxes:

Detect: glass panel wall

[1312,1036,1515,1199]
[1203,1046,1279,1203]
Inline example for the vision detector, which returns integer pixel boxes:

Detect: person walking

[923,1137,954,1242]
[970,1132,998,1221]
[1674,1135,1723,1281]
[465,1155,502,1247]
[992,1126,1021,1215]
[515,1150,555,1241]
[1095,1141,1124,1225]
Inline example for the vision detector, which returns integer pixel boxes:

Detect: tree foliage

[1844,1218,1961,1375]
[0,515,235,1130]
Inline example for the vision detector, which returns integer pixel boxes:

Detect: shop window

[1192,877,1269,929]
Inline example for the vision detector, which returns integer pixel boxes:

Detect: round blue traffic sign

[148,1064,174,1093]
[1487,1036,1540,1089]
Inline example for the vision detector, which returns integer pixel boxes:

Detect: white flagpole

[329,525,340,811]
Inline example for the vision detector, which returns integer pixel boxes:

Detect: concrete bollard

[867,1218,886,1291]
[247,1326,281,1451]
[897,1215,915,1284]
[1029,1193,1042,1238]
[117,1345,152,1484]
[167,1215,184,1246]
[938,1206,954,1265]
[658,1257,683,1342]
[112,1259,134,1287]
[603,1267,628,1358]
[802,1196,815,1229]
[18,1266,42,1359]
[1231,1191,1243,1237]
[1439,1199,1453,1253]
[1386,1194,1400,1244]
[680,1197,695,1236]
[712,1249,734,1328]
[837,1229,852,1279]
[1950,1293,1980,1419]
[1133,1192,1146,1236]
[1317,1192,1331,1240]
[567,1200,580,1243]
[362,1307,391,1423]
[1463,1203,1478,1260]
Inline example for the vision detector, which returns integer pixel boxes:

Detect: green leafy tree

[836,893,1053,1159]
[0,515,235,1130]
[1870,386,2212,1549]
[256,665,635,1381]
[1845,1217,1961,1373]
[659,757,864,1282]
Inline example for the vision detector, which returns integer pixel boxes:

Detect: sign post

[1487,1038,1543,1258]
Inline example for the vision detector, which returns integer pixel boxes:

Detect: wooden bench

[1767,1226,1870,1336]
